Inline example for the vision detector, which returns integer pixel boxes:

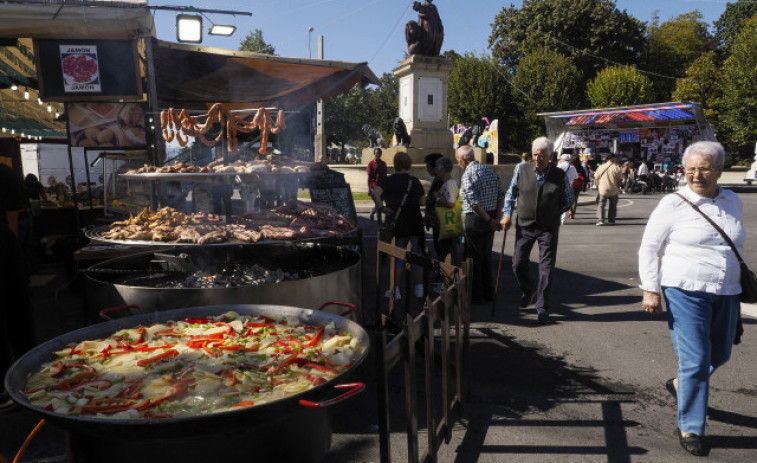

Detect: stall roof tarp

[537,102,715,142]
[152,40,381,110]
[0,1,154,39]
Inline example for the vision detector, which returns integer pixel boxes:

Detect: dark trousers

[512,223,559,312]
[464,212,495,301]
[0,224,36,390]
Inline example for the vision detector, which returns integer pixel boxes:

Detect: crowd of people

[369,138,745,457]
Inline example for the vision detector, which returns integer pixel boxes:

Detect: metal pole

[314,35,326,163]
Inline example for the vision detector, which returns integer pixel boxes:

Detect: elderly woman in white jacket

[638,141,744,457]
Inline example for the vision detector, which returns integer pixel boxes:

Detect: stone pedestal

[394,55,454,155]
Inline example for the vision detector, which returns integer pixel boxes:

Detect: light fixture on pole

[176,14,203,43]
[308,27,314,58]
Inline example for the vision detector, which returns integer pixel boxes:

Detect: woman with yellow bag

[432,157,462,264]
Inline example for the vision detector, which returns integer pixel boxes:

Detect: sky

[151,0,731,79]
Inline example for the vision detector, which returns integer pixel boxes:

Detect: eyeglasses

[684,167,714,175]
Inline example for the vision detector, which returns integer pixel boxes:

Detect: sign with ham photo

[60,45,101,93]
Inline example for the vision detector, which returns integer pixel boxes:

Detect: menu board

[68,102,147,149]
[34,39,142,101]
[309,185,357,222]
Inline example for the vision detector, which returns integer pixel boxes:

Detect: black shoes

[666,378,677,405]
[677,428,706,456]
[519,291,536,309]
[537,312,551,324]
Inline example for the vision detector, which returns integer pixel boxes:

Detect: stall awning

[152,40,381,110]
[538,103,696,127]
[537,102,714,143]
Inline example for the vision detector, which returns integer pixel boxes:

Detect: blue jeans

[663,287,740,435]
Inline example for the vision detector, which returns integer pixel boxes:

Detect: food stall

[538,102,719,171]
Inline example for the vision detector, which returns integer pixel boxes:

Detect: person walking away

[637,160,649,182]
[580,158,592,191]
[457,146,504,303]
[423,153,444,259]
[557,154,578,224]
[431,156,459,264]
[638,141,743,457]
[367,148,387,223]
[371,151,426,300]
[500,137,573,324]
[595,154,622,225]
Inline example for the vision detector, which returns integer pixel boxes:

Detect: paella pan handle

[316,301,356,317]
[298,382,365,408]
[99,304,145,321]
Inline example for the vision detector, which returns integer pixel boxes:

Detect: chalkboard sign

[309,185,357,222]
[310,169,346,188]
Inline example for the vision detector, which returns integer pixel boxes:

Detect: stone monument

[362,0,455,165]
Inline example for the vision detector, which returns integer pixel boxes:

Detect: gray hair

[682,141,725,169]
[435,156,453,173]
[456,145,475,162]
[532,137,554,155]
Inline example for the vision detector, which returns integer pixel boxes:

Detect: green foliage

[447,53,511,126]
[323,73,398,148]
[238,29,276,55]
[511,47,584,144]
[643,11,716,101]
[719,21,757,156]
[671,52,722,125]
[714,0,757,54]
[586,65,655,108]
[489,0,645,81]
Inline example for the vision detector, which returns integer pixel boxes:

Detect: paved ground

[1,172,755,462]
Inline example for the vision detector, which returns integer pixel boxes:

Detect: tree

[586,65,655,108]
[719,20,757,158]
[511,47,584,144]
[643,11,715,101]
[488,0,645,81]
[671,52,722,125]
[447,53,511,126]
[714,0,757,54]
[238,29,276,54]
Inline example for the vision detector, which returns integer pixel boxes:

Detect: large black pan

[4,304,370,463]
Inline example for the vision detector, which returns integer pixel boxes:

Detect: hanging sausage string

[160,103,286,155]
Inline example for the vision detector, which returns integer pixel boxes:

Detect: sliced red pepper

[153,328,183,337]
[150,380,188,407]
[224,369,237,387]
[117,380,143,399]
[303,362,341,376]
[136,349,178,367]
[244,343,260,352]
[57,379,112,393]
[183,317,211,324]
[216,344,243,351]
[52,370,97,390]
[188,333,225,341]
[48,361,64,378]
[213,321,234,335]
[231,400,254,408]
[304,326,325,347]
[202,345,219,358]
[245,322,275,329]
[81,397,140,415]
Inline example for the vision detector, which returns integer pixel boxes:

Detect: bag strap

[393,178,413,222]
[674,192,745,264]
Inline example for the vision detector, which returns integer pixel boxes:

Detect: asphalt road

[334,185,757,463]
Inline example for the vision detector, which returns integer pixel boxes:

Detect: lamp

[47,104,53,113]
[11,83,18,92]
[38,97,43,105]
[24,88,29,100]
[209,24,236,36]
[176,14,203,43]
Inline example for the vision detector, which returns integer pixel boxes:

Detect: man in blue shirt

[500,137,574,324]
[457,146,504,303]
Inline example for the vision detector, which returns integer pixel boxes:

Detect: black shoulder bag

[675,192,753,344]
[379,178,413,242]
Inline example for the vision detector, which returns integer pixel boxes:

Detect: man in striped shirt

[457,146,505,303]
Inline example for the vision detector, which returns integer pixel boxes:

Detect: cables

[369,2,413,66]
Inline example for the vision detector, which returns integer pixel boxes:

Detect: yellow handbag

[436,181,463,240]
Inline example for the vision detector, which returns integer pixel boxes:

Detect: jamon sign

[60,45,101,93]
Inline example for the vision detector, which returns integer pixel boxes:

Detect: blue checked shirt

[502,163,574,218]
[460,161,505,214]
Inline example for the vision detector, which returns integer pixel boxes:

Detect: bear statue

[362,124,385,148]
